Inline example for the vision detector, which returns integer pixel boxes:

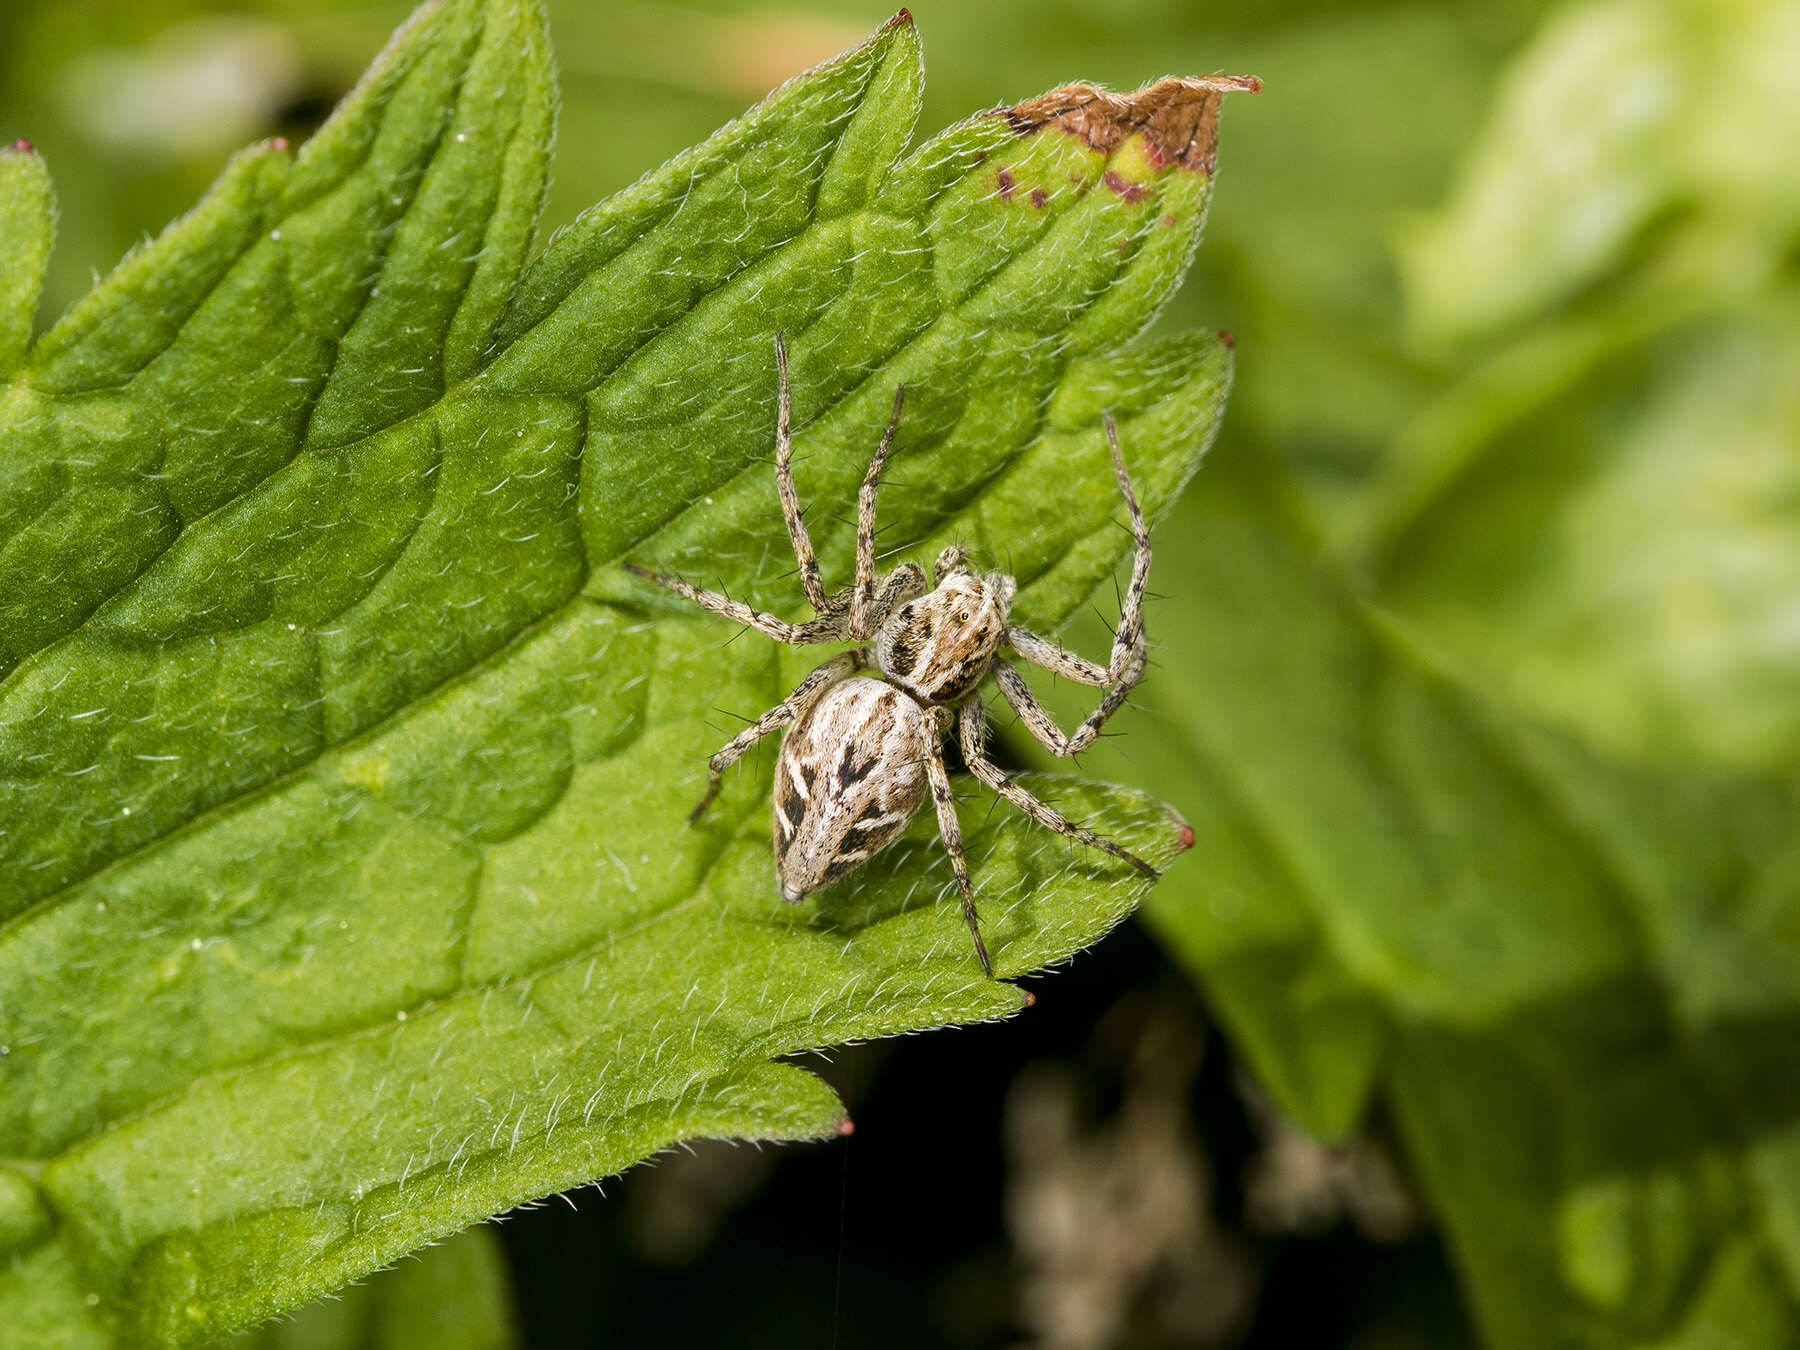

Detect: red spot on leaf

[996,166,1016,202]
[7,138,33,154]
[270,136,290,152]
[885,8,913,28]
[1219,329,1236,349]
[1030,188,1048,209]
[1103,169,1148,203]
[836,1116,856,1137]
[1177,821,1196,850]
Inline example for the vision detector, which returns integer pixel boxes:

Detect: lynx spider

[625,336,1157,977]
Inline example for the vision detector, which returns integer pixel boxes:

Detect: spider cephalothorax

[874,563,1015,705]
[625,335,1156,977]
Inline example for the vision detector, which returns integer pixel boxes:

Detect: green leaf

[1357,0,1800,773]
[1374,301,1800,773]
[1397,0,1800,349]
[1176,2,1503,514]
[0,2,1246,1345]
[0,1229,517,1350]
[1037,440,1800,1346]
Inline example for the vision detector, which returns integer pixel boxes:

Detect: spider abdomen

[774,677,934,902]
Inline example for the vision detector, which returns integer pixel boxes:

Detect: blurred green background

[7,0,1799,1346]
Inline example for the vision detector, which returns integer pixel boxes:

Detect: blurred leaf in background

[1024,0,1800,1346]
[1375,0,1800,772]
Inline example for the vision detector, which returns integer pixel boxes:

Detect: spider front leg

[924,709,991,976]
[690,650,864,823]
[958,699,1157,879]
[850,383,907,640]
[770,334,837,615]
[991,652,1145,759]
[999,411,1152,756]
[623,565,850,645]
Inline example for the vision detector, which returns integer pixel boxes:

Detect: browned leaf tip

[6,138,34,154]
[1002,74,1260,174]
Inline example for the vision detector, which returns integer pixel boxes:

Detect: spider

[624,335,1157,977]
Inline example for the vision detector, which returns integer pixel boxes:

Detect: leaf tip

[1176,819,1195,851]
[1218,329,1236,350]
[1002,73,1260,174]
[268,136,290,152]
[836,1115,857,1137]
[1019,989,1038,1009]
[5,138,34,154]
[883,8,914,28]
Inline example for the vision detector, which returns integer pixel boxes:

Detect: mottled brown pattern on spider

[624,334,1159,978]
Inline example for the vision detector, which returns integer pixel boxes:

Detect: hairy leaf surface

[230,1228,516,1350]
[0,2,1244,1345]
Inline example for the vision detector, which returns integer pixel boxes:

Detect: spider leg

[817,560,922,633]
[992,655,1144,758]
[771,334,836,615]
[958,699,1157,878]
[1100,408,1153,662]
[850,383,907,640]
[998,410,1152,750]
[623,564,850,645]
[933,545,966,584]
[924,745,991,977]
[1003,628,1110,686]
[690,650,864,822]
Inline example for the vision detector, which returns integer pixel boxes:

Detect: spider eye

[954,609,970,624]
